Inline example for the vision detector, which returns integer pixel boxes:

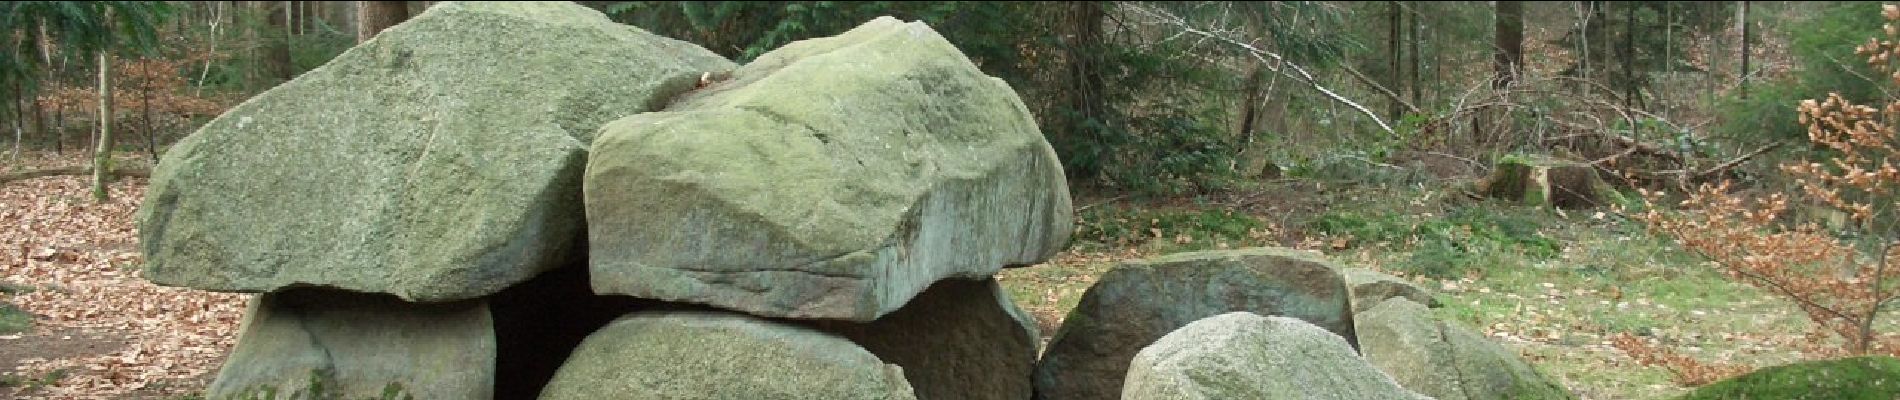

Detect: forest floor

[0,152,246,399]
[0,151,1877,399]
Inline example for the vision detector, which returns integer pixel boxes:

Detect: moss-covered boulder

[1122,312,1429,400]
[1343,268,1441,314]
[539,311,917,400]
[1032,248,1353,400]
[1355,298,1572,400]
[584,16,1071,321]
[1676,356,1900,400]
[1479,154,1607,209]
[138,1,735,302]
[205,290,495,400]
[805,278,1037,400]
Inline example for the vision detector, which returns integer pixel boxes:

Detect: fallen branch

[1,166,150,185]
[1341,64,1423,116]
[1695,142,1785,181]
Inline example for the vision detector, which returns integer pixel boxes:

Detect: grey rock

[807,278,1038,400]
[1355,298,1573,400]
[1122,312,1429,400]
[1033,248,1354,400]
[206,290,495,400]
[1343,268,1441,313]
[139,1,735,301]
[539,310,917,400]
[584,16,1071,321]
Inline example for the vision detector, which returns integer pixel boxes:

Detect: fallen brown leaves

[2,153,247,398]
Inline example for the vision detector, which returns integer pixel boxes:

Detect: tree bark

[92,49,114,202]
[255,1,293,83]
[1408,2,1421,110]
[1494,1,1524,89]
[1624,2,1638,109]
[1387,1,1402,121]
[1061,1,1109,178]
[356,1,410,43]
[1739,0,1750,99]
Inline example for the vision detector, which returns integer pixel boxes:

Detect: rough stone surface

[806,278,1038,400]
[1033,247,1354,400]
[1355,298,1573,400]
[585,16,1072,321]
[1343,268,1441,313]
[1122,312,1429,400]
[205,289,495,400]
[539,310,917,400]
[138,1,735,301]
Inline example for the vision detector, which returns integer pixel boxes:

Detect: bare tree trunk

[1739,0,1750,99]
[93,50,114,202]
[255,1,293,84]
[1495,1,1524,89]
[357,1,411,43]
[1387,1,1402,121]
[1408,2,1420,111]
[140,60,157,159]
[1624,2,1638,109]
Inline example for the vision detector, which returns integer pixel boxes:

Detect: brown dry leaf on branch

[1,157,248,398]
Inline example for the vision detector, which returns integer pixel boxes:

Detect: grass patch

[1676,356,1900,400]
[1308,204,1561,279]
[1071,204,1272,253]
[0,302,31,335]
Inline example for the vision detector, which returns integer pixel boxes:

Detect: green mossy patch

[1676,356,1900,400]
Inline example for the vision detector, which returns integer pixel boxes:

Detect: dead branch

[1695,142,1786,180]
[1126,4,1399,136]
[1,166,150,185]
[1341,64,1423,116]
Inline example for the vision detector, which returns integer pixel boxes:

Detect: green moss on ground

[1676,356,1900,400]
[0,302,31,335]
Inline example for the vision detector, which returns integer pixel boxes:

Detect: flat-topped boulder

[138,1,734,301]
[1123,312,1429,400]
[584,16,1072,321]
[539,310,918,400]
[1033,248,1354,400]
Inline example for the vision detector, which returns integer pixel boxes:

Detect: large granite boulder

[1355,298,1573,400]
[584,16,1072,321]
[806,278,1039,400]
[1122,312,1428,400]
[138,1,735,301]
[1033,248,1354,400]
[1343,268,1441,313]
[539,311,917,400]
[205,290,495,400]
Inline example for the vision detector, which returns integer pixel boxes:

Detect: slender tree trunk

[1495,1,1524,89]
[357,1,411,43]
[1624,2,1638,109]
[140,61,157,159]
[1408,2,1420,110]
[1664,2,1674,118]
[93,50,114,202]
[11,84,22,164]
[1739,0,1750,99]
[255,1,293,84]
[1388,1,1402,121]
